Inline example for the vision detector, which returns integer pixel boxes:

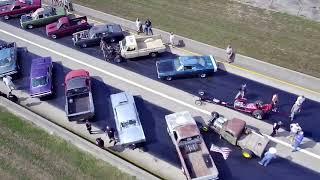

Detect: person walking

[258,147,277,167]
[2,75,15,92]
[144,19,153,35]
[105,126,117,145]
[288,123,302,142]
[271,93,279,111]
[292,131,304,152]
[169,32,175,47]
[289,95,305,121]
[226,45,235,63]
[85,120,92,134]
[96,138,104,148]
[235,84,247,99]
[270,121,283,137]
[135,18,142,34]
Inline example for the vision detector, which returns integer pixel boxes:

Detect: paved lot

[0,18,320,179]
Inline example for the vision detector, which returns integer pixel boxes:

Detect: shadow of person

[26,101,42,107]
[300,140,317,149]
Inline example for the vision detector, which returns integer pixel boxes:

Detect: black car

[72,24,124,48]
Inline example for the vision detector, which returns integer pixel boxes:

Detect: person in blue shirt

[292,131,304,152]
[259,147,277,167]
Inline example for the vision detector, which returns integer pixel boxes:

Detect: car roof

[31,57,52,77]
[65,69,89,81]
[226,118,246,138]
[91,24,122,33]
[179,56,211,66]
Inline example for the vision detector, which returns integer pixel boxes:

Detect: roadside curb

[0,97,160,180]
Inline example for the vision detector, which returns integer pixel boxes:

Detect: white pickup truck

[119,35,166,59]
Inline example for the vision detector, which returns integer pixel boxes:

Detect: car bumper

[0,69,18,78]
[30,91,52,98]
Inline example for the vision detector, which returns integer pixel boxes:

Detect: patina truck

[119,35,166,59]
[166,111,219,180]
[205,112,269,158]
[20,6,66,29]
[64,69,94,121]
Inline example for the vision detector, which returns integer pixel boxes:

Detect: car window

[38,14,43,19]
[184,66,193,70]
[108,25,121,33]
[198,58,206,67]
[32,76,48,87]
[13,6,21,10]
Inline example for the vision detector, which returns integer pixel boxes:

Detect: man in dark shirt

[105,126,117,145]
[144,19,153,35]
[96,138,104,148]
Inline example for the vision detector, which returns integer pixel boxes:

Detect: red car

[233,98,273,120]
[46,16,91,39]
[0,0,41,20]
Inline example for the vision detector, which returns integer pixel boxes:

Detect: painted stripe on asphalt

[1,29,319,160]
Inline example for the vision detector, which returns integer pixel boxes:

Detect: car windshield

[0,57,11,67]
[174,58,182,71]
[121,119,137,128]
[108,25,121,33]
[197,57,206,67]
[32,76,48,87]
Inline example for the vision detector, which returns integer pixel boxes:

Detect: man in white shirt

[169,32,175,47]
[289,123,302,142]
[226,45,235,63]
[290,95,305,121]
[2,75,15,92]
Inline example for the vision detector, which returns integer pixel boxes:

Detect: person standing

[135,18,142,34]
[258,147,277,167]
[144,19,153,35]
[105,126,117,145]
[290,95,305,121]
[169,32,175,47]
[235,83,247,99]
[226,45,235,63]
[288,123,302,142]
[270,121,283,137]
[85,120,92,134]
[100,39,108,61]
[3,75,15,92]
[292,131,304,152]
[96,138,104,148]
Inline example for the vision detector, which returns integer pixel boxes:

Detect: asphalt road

[1,18,320,180]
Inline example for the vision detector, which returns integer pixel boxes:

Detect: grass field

[73,0,320,78]
[0,107,135,180]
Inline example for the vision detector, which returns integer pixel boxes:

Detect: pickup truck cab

[46,16,91,39]
[119,35,166,59]
[156,55,218,81]
[166,111,219,180]
[0,42,19,77]
[20,6,66,29]
[64,69,94,121]
[72,24,124,48]
[0,0,41,20]
[207,112,269,158]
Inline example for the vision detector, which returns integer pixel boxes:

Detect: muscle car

[0,42,18,77]
[20,6,66,29]
[72,24,124,48]
[46,16,91,39]
[0,0,41,20]
[29,57,53,98]
[156,55,218,80]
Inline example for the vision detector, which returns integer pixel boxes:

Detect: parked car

[119,34,166,59]
[156,55,218,81]
[20,6,66,29]
[46,16,91,39]
[29,57,53,98]
[0,42,19,77]
[0,0,41,20]
[204,112,270,159]
[110,92,146,146]
[64,69,94,121]
[166,111,219,180]
[72,24,124,48]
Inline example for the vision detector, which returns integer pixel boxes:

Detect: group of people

[51,0,74,12]
[135,18,153,35]
[85,121,118,149]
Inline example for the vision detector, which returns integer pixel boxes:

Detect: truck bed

[237,131,269,157]
[67,93,90,115]
[137,38,164,50]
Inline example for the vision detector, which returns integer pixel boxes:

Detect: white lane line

[1,29,320,160]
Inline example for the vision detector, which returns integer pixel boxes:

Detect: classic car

[156,55,218,81]
[20,6,66,29]
[29,57,53,98]
[0,42,19,77]
[46,16,91,39]
[72,24,124,48]
[0,0,41,20]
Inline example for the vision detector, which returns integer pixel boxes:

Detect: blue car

[156,55,218,81]
[0,42,18,77]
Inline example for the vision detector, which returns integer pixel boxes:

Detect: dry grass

[0,107,135,180]
[73,0,320,78]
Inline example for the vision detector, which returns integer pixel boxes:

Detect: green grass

[73,0,320,78]
[0,107,136,180]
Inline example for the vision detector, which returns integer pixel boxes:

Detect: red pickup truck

[46,16,91,39]
[0,0,41,20]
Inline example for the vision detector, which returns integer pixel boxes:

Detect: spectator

[169,32,175,47]
[288,123,302,142]
[96,138,104,148]
[85,120,92,134]
[135,18,142,34]
[292,131,304,152]
[144,19,153,35]
[226,45,235,63]
[289,95,305,121]
[271,93,279,111]
[100,38,108,61]
[2,75,15,92]
[270,121,282,137]
[7,92,18,103]
[258,147,277,167]
[105,126,117,145]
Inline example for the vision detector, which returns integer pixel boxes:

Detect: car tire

[114,55,122,63]
[166,76,172,81]
[110,38,115,43]
[81,43,87,48]
[27,24,33,29]
[200,73,207,78]
[242,149,253,159]
[150,52,157,58]
[253,110,264,120]
[4,15,9,20]
[51,34,57,39]
[195,99,203,106]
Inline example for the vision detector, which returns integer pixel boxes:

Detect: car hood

[46,22,58,34]
[118,126,146,145]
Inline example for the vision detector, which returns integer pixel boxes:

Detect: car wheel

[150,52,157,58]
[195,99,203,106]
[242,149,253,159]
[81,43,87,48]
[27,24,33,29]
[51,34,57,39]
[166,76,172,81]
[200,73,207,78]
[253,110,264,120]
[110,38,115,43]
[4,15,9,20]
